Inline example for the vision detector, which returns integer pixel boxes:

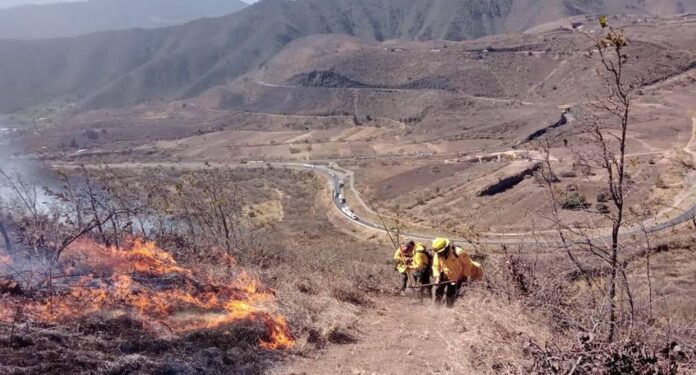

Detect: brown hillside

[0,0,694,112]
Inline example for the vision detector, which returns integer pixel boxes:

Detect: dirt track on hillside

[278,296,474,374]
[274,290,548,375]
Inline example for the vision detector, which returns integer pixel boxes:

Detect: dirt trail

[272,289,540,375]
[684,115,696,161]
[652,114,696,222]
[275,290,547,374]
[277,295,493,375]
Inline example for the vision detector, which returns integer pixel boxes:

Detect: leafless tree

[365,197,404,250]
[533,19,644,342]
[580,20,638,342]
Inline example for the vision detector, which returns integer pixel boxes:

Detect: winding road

[68,159,693,246]
[60,113,696,246]
[300,160,696,245]
[255,77,537,106]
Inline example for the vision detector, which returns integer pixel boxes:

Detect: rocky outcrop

[477,162,541,196]
[518,110,574,145]
[291,71,455,91]
[289,71,372,89]
[396,76,456,91]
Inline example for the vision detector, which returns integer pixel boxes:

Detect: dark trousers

[400,273,409,291]
[401,269,432,295]
[435,278,463,308]
[400,270,432,297]
[413,270,432,300]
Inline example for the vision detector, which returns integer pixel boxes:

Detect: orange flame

[1,238,294,350]
[61,237,190,277]
[260,314,295,350]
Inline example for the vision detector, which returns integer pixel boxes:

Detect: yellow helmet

[432,238,450,253]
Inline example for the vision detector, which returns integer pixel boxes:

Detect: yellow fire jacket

[393,243,429,274]
[470,261,484,281]
[432,247,482,282]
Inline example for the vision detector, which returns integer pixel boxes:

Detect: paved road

[255,78,537,106]
[60,160,696,246]
[300,162,696,246]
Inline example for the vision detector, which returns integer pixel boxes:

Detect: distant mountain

[0,0,248,40]
[0,0,693,112]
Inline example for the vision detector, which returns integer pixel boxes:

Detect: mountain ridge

[0,0,694,113]
[0,0,248,40]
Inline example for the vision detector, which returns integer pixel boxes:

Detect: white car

[341,206,358,220]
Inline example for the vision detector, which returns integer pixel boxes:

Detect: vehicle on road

[338,194,346,204]
[338,180,344,188]
[341,206,358,220]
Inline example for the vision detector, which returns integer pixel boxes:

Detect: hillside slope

[0,0,694,113]
[0,0,248,40]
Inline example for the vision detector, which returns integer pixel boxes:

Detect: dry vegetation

[0,166,391,374]
[1,161,694,374]
[483,235,696,374]
[1,11,695,375]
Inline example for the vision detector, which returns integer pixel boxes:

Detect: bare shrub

[562,192,590,210]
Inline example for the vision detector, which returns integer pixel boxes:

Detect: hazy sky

[0,0,79,9]
[0,0,258,10]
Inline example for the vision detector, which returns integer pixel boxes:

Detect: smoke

[0,121,60,265]
[0,147,52,205]
[0,115,58,208]
[0,115,31,186]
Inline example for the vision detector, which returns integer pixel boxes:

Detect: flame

[1,238,294,350]
[61,237,190,277]
[260,314,295,350]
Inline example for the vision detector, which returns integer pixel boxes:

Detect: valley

[17,14,696,235]
[1,2,696,374]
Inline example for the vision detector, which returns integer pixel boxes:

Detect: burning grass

[0,238,296,374]
[0,166,392,373]
[2,237,294,349]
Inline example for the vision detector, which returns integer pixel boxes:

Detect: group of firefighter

[393,238,484,307]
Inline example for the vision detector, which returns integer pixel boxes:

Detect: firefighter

[393,239,431,297]
[431,238,483,307]
[410,241,432,300]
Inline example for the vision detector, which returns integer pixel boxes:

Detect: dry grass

[446,285,556,374]
[3,165,696,374]
[476,230,696,373]
[217,169,393,351]
[0,167,393,374]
